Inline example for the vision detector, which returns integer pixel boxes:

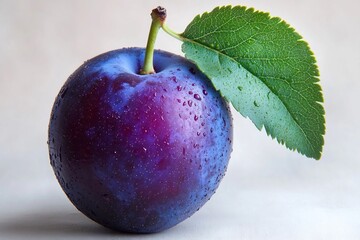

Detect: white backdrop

[1,0,359,239]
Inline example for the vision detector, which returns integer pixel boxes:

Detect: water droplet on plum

[194,94,201,100]
[60,87,68,98]
[171,76,177,82]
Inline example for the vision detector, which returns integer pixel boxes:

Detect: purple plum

[48,47,233,233]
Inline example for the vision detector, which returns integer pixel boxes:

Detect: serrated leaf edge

[180,5,325,159]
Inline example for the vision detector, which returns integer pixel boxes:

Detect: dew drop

[177,86,182,91]
[201,122,205,126]
[177,99,181,103]
[193,143,199,148]
[194,115,199,121]
[188,100,193,107]
[171,76,177,82]
[188,91,193,95]
[221,117,226,126]
[60,87,68,98]
[254,101,260,107]
[194,94,201,100]
[189,68,196,74]
[197,132,201,136]
[203,90,208,95]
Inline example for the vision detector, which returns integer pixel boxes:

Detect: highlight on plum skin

[48,48,233,233]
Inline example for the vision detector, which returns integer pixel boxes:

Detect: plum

[48,47,233,233]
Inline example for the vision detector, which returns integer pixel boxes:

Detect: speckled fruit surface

[48,48,233,233]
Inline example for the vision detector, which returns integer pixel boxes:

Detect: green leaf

[180,5,325,159]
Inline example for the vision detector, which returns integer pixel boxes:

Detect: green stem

[140,7,166,75]
[162,23,183,42]
[141,7,184,74]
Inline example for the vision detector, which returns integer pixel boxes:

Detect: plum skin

[48,47,233,233]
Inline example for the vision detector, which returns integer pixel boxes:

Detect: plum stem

[140,7,167,75]
[161,22,183,42]
[141,7,184,75]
